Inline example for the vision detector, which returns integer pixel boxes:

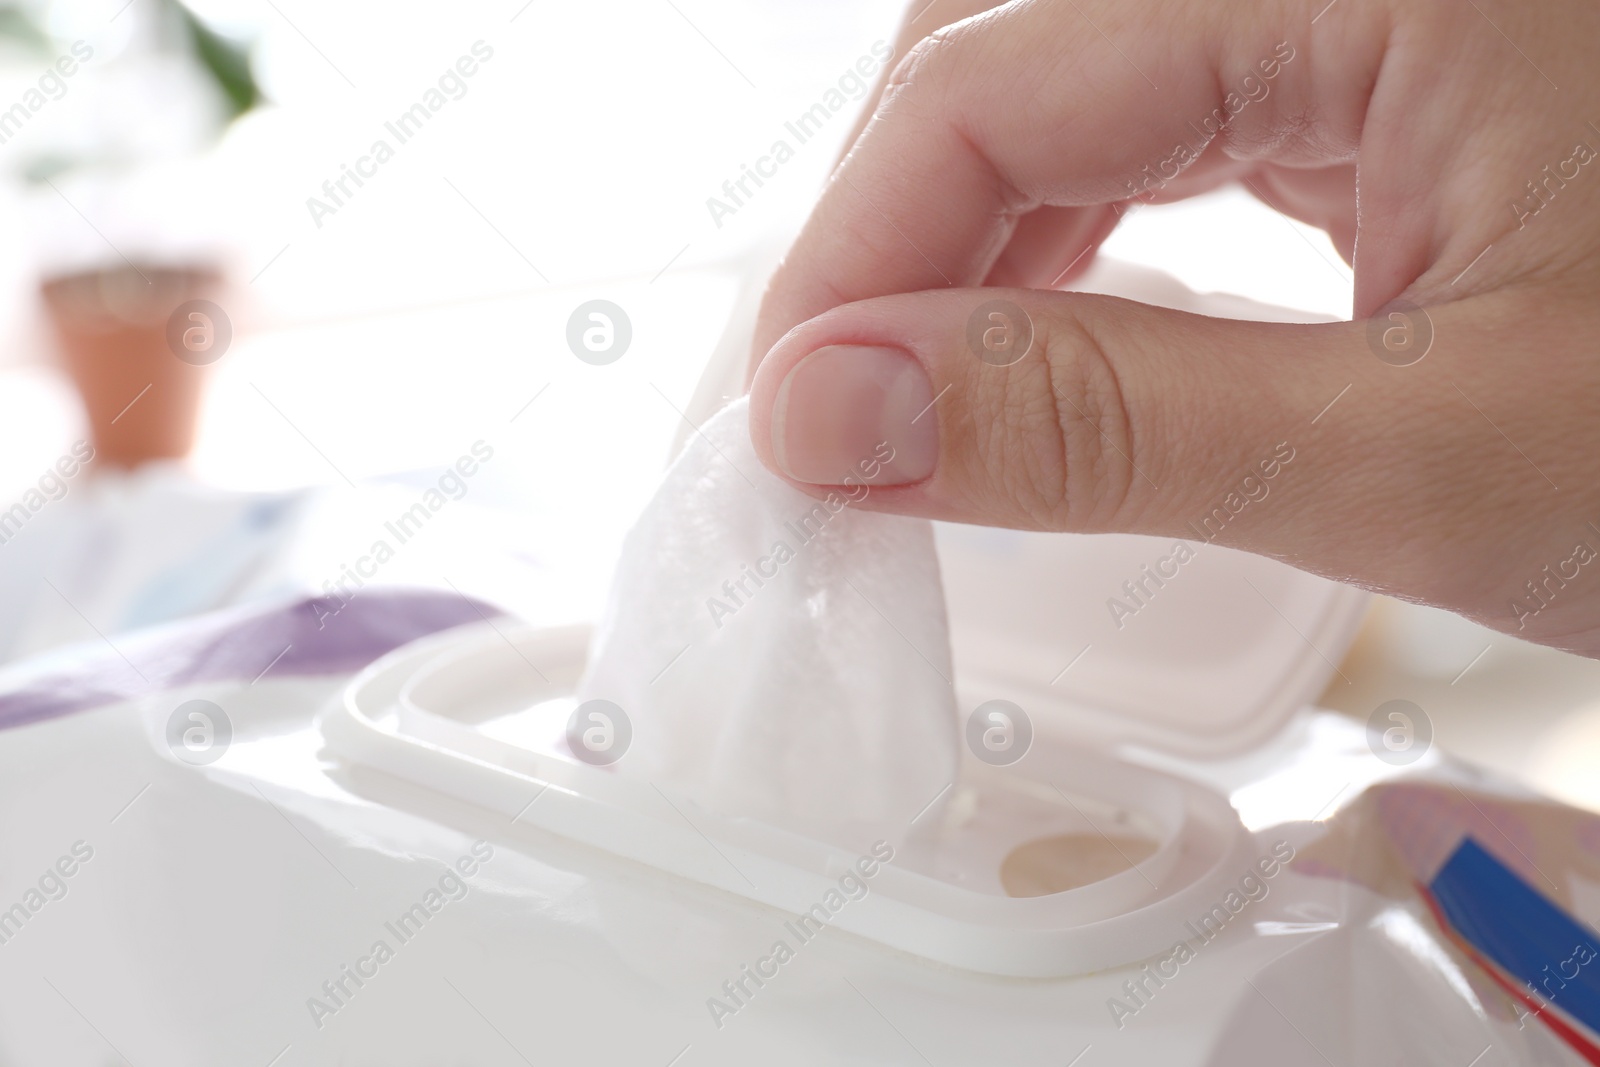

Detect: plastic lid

[323,620,1261,977]
[938,525,1369,760]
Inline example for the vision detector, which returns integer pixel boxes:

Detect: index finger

[750,0,1383,363]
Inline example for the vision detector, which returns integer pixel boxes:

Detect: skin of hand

[746,0,1600,656]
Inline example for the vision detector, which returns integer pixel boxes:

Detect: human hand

[747,0,1600,655]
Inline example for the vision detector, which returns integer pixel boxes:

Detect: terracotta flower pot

[41,264,230,468]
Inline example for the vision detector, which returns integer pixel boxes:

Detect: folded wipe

[578,397,958,845]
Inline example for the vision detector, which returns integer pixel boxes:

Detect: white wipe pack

[577,397,958,846]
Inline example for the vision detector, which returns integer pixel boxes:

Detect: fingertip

[754,342,937,487]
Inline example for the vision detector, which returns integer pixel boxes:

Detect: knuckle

[884,23,969,108]
[1032,307,1143,529]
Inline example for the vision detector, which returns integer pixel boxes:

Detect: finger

[1113,144,1256,206]
[751,0,1391,363]
[832,0,1003,166]
[747,283,1600,630]
[984,203,1122,289]
[835,4,1115,296]
[751,286,1361,549]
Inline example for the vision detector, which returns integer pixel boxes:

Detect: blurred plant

[169,2,260,121]
[0,4,48,51]
[0,0,262,181]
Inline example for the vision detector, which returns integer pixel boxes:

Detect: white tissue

[578,397,958,845]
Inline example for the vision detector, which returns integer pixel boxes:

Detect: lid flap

[937,525,1369,759]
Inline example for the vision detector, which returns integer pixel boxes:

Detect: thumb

[748,286,1392,562]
